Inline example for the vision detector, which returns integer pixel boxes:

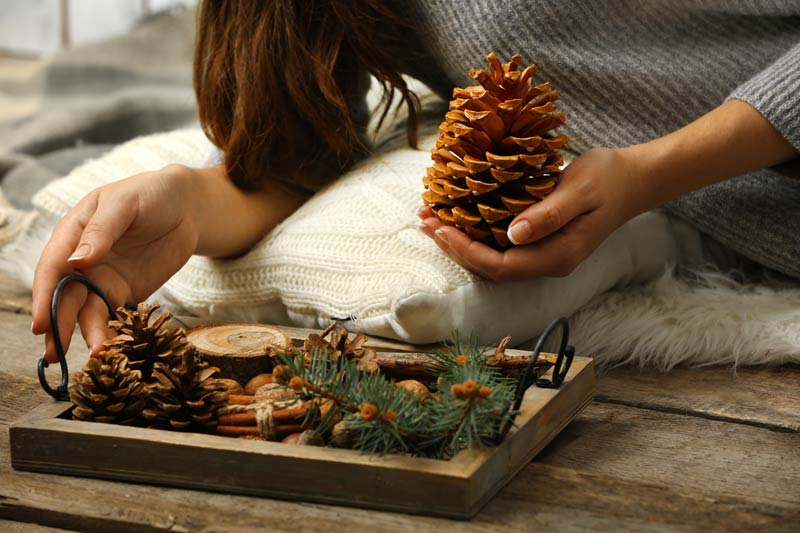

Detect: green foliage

[274,333,518,459]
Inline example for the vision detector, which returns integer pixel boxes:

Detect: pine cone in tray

[142,348,229,432]
[422,52,568,249]
[105,303,190,380]
[70,350,146,425]
[303,323,379,373]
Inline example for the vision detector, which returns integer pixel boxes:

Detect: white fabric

[31,127,684,345]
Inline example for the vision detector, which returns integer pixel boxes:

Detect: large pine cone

[105,303,190,380]
[142,348,229,431]
[422,52,568,249]
[70,351,145,425]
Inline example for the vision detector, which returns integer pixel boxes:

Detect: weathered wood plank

[0,519,68,533]
[0,272,31,315]
[2,453,797,532]
[537,402,800,509]
[597,365,800,432]
[0,309,86,382]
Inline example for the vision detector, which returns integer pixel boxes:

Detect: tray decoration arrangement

[13,52,592,515]
[47,278,568,457]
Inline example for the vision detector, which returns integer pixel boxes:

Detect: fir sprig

[271,334,519,459]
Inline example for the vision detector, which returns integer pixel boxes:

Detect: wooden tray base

[10,327,594,519]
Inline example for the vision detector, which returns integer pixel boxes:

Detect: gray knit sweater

[398,0,800,279]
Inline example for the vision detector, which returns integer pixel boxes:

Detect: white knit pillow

[33,128,681,344]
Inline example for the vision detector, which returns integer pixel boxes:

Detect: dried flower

[272,365,290,383]
[454,355,469,366]
[359,402,378,422]
[478,385,492,399]
[462,380,478,397]
[383,410,397,422]
[451,384,465,398]
[288,376,305,391]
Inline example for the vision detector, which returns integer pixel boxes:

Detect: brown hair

[194,0,419,190]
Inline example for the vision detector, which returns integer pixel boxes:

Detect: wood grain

[0,272,31,315]
[537,402,800,509]
[187,323,291,385]
[597,365,800,432]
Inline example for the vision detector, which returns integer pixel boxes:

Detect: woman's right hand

[31,164,202,363]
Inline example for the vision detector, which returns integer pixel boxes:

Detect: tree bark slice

[186,323,292,385]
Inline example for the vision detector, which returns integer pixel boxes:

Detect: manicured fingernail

[68,243,92,262]
[435,228,450,246]
[31,322,35,334]
[507,220,532,245]
[417,206,427,217]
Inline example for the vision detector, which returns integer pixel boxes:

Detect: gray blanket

[0,8,198,209]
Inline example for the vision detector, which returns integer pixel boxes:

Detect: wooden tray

[10,325,595,519]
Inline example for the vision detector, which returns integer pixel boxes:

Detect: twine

[220,384,302,440]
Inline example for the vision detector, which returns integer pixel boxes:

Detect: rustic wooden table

[1,272,798,532]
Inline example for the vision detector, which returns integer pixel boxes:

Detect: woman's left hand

[418,147,641,281]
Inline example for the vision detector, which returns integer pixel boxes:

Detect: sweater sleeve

[727,41,800,151]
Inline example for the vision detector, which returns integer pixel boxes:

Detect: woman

[32,1,799,362]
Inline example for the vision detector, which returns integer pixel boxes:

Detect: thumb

[506,182,585,246]
[67,194,136,267]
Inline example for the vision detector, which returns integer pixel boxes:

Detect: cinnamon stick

[228,394,255,405]
[218,405,309,426]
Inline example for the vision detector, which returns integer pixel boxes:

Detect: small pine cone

[142,348,229,432]
[105,303,190,379]
[303,323,378,372]
[422,52,568,249]
[70,351,145,425]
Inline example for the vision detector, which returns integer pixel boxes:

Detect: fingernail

[417,206,427,217]
[418,222,429,231]
[435,228,450,246]
[41,349,47,361]
[507,220,532,245]
[68,243,92,262]
[31,322,35,334]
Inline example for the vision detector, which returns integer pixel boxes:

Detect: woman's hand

[32,165,203,363]
[420,100,798,281]
[31,163,307,363]
[419,148,639,281]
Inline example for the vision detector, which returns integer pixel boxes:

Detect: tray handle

[38,274,118,401]
[498,317,575,441]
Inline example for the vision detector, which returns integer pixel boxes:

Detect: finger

[419,216,444,239]
[417,205,435,220]
[433,225,505,278]
[66,191,138,269]
[31,196,99,335]
[506,180,589,246]
[42,282,88,363]
[78,293,116,357]
[440,219,599,281]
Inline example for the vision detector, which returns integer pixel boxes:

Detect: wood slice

[186,324,292,385]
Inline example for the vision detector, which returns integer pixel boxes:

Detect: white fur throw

[2,128,799,368]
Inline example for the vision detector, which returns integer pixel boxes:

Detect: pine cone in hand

[422,52,568,249]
